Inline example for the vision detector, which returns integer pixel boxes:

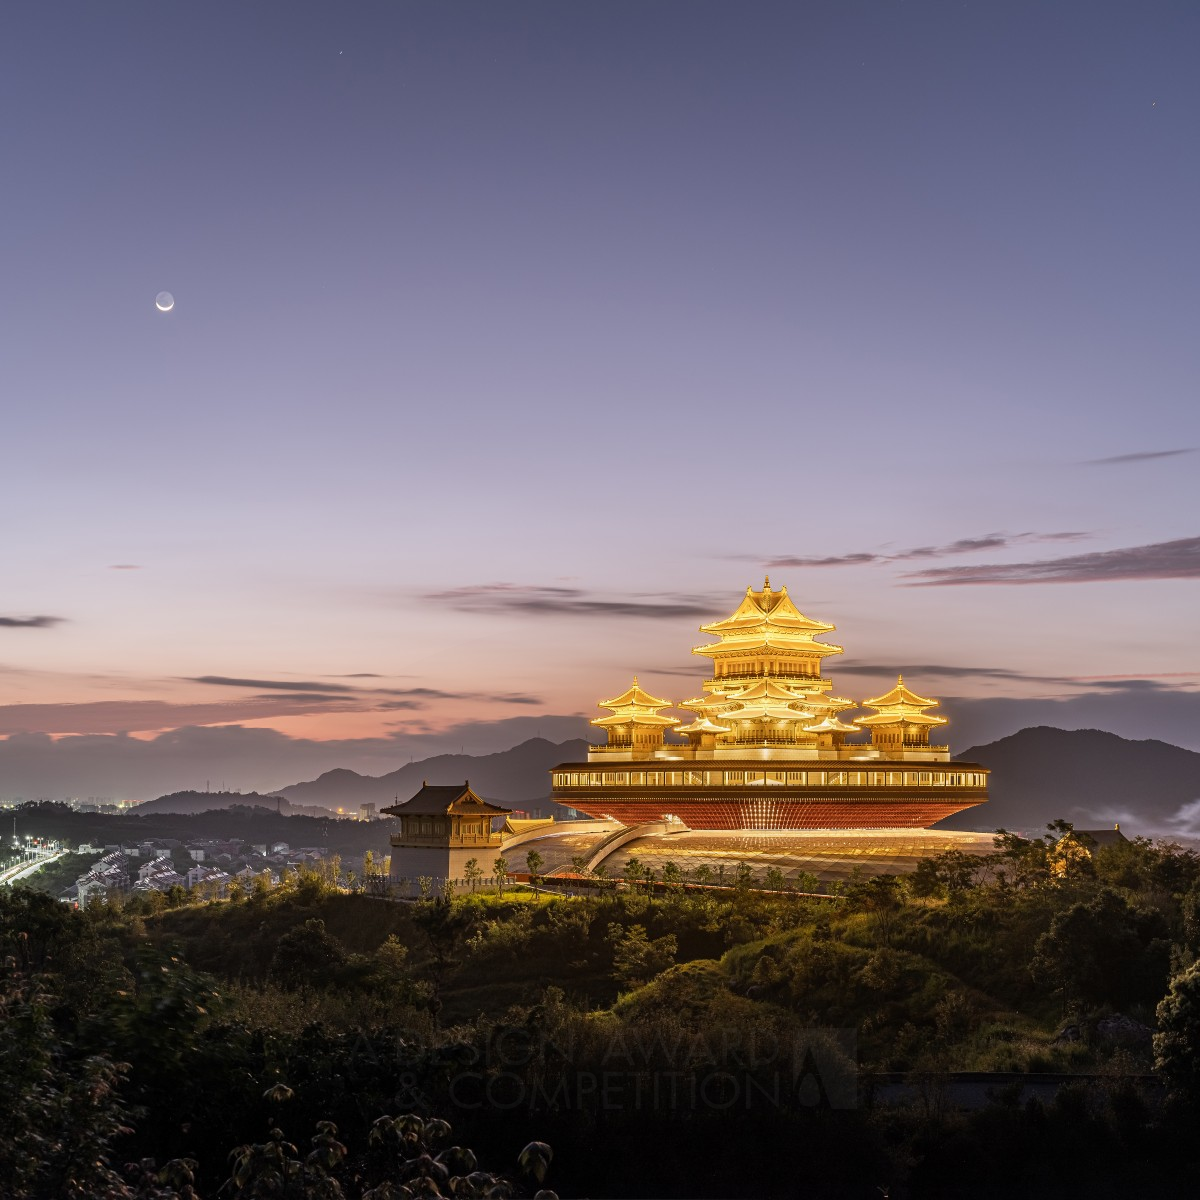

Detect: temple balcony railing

[590,743,658,753]
[870,743,950,753]
[591,739,827,753]
[727,737,821,748]
[587,741,914,752]
[587,744,694,757]
[555,768,988,789]
[584,742,953,760]
[709,672,826,684]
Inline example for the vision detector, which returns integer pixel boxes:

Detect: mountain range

[276,736,591,813]
[947,726,1200,835]
[134,738,590,817]
[134,728,1200,837]
[134,790,337,818]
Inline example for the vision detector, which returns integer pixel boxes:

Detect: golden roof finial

[763,575,771,591]
[632,675,638,685]
[898,673,904,683]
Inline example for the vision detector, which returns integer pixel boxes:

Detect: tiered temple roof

[803,713,861,734]
[591,678,680,729]
[697,580,837,636]
[693,580,843,665]
[382,783,511,818]
[858,677,948,728]
[675,715,731,735]
[586,583,951,762]
[678,580,853,749]
[714,679,816,723]
[560,582,984,830]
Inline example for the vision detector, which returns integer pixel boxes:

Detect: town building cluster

[61,836,333,906]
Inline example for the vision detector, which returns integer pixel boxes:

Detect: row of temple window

[714,661,822,679]
[403,819,492,837]
[553,769,986,789]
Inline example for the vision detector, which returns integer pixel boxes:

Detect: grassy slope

[612,920,1071,1071]
[141,886,1093,1073]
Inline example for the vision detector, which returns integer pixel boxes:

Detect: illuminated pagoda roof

[726,679,810,702]
[863,676,939,708]
[714,678,816,722]
[592,677,680,728]
[724,700,816,722]
[699,578,835,636]
[803,713,861,734]
[858,676,948,727]
[796,692,859,713]
[597,677,673,712]
[675,715,731,734]
[692,578,843,660]
[557,581,986,831]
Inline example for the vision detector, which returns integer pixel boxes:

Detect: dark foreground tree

[1032,887,1168,1011]
[0,971,134,1199]
[1156,958,1200,1103]
[268,918,349,991]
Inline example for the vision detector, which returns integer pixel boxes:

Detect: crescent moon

[155,292,175,312]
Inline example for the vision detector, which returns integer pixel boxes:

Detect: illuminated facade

[551,581,988,830]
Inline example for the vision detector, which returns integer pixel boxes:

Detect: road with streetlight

[0,846,66,886]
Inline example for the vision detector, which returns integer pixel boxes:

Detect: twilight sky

[2,1,1198,798]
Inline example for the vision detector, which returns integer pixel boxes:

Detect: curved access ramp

[584,819,690,874]
[499,818,620,865]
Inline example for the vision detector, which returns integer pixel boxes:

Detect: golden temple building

[551,580,988,830]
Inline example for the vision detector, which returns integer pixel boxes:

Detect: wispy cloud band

[191,675,354,693]
[0,615,65,629]
[1084,448,1195,466]
[763,531,1088,570]
[425,584,722,619]
[835,662,1199,692]
[187,674,540,706]
[902,536,1200,586]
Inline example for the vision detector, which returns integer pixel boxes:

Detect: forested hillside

[7,825,1200,1197]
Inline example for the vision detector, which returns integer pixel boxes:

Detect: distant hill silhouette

[278,737,594,813]
[11,800,386,861]
[136,790,336,818]
[938,726,1200,834]
[145,729,1200,837]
